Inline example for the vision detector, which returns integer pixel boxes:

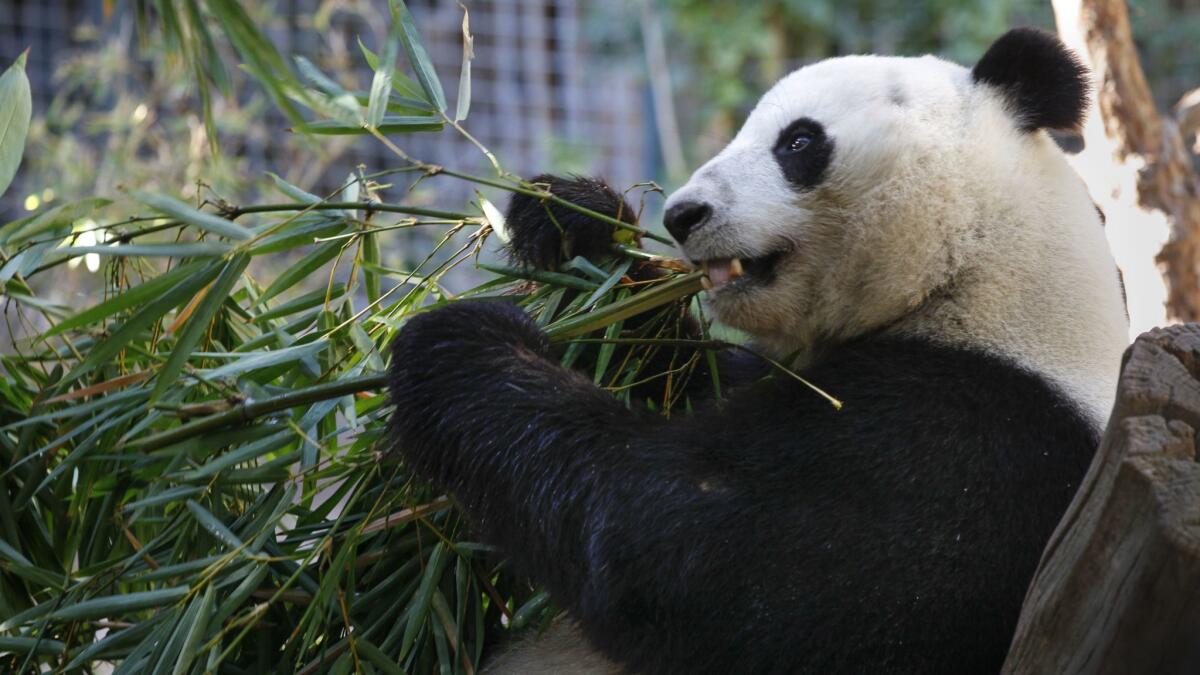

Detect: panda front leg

[387,300,782,675]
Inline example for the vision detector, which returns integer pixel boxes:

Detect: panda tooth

[730,257,744,278]
[700,275,714,291]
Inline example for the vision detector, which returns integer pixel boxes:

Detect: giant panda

[387,28,1130,674]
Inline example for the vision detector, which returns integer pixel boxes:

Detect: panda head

[664,28,1097,353]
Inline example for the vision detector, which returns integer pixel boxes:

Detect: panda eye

[784,132,812,154]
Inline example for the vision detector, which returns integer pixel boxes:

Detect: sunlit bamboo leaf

[0,51,32,201]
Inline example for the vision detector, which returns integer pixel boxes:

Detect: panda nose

[663,201,712,244]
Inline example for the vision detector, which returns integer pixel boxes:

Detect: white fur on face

[665,54,1129,425]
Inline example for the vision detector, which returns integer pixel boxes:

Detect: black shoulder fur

[972,27,1090,132]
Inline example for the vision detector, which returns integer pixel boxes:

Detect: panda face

[666,54,979,348]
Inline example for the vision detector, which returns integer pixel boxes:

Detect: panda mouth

[697,249,789,291]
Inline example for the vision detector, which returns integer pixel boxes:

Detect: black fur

[972,28,1090,132]
[388,301,1099,674]
[773,117,835,190]
[505,174,638,269]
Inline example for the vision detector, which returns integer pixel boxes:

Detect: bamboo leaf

[171,584,215,675]
[455,4,473,122]
[367,21,401,127]
[61,259,225,385]
[202,340,327,380]
[205,0,309,122]
[0,50,32,201]
[150,252,249,403]
[267,171,321,204]
[359,37,428,101]
[391,0,446,112]
[256,240,343,306]
[401,542,448,660]
[44,259,209,337]
[127,190,251,241]
[56,242,230,258]
[185,500,244,550]
[0,636,67,657]
[46,587,190,622]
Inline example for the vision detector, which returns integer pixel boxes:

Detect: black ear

[971,28,1090,132]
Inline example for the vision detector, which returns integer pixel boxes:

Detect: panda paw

[506,174,639,270]
[387,301,553,477]
[388,301,550,395]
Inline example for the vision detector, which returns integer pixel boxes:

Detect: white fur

[667,54,1128,426]
[489,50,1131,675]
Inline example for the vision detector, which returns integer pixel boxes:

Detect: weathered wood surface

[1003,324,1200,674]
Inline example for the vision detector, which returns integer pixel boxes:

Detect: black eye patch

[773,118,834,190]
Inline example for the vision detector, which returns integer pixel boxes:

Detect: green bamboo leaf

[509,590,550,630]
[62,620,158,670]
[186,500,244,550]
[0,50,32,201]
[209,564,268,629]
[47,586,190,622]
[0,537,62,588]
[43,260,209,337]
[294,55,349,97]
[150,252,249,403]
[358,636,406,675]
[205,0,309,122]
[203,340,327,380]
[367,22,402,127]
[61,259,225,385]
[0,636,67,657]
[248,215,348,256]
[127,190,251,240]
[477,263,600,291]
[545,272,704,340]
[391,0,446,112]
[267,171,321,204]
[120,485,206,514]
[171,585,215,675]
[294,116,442,135]
[359,37,428,101]
[362,230,381,304]
[256,240,343,306]
[56,242,230,258]
[254,283,347,322]
[400,542,448,660]
[177,429,292,481]
[455,4,473,122]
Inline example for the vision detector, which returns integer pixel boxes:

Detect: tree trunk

[1053,0,1200,325]
[1003,324,1200,673]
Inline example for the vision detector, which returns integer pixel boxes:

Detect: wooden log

[1003,324,1200,673]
